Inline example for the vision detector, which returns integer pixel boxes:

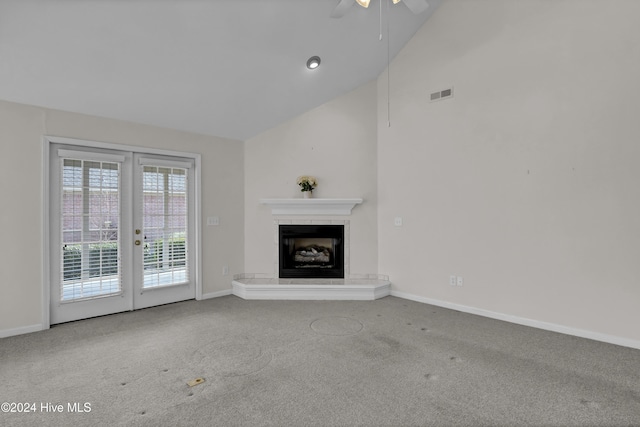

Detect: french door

[49,144,196,324]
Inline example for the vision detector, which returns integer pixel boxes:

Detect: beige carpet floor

[1,295,639,426]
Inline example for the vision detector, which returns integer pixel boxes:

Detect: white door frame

[42,136,202,330]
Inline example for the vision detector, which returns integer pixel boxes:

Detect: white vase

[303,191,312,199]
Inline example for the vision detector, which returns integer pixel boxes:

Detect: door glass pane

[142,166,188,288]
[61,159,121,300]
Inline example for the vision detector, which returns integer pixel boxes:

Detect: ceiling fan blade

[402,0,429,14]
[330,0,356,18]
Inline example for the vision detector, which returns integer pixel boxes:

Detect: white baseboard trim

[391,290,640,350]
[0,324,44,339]
[200,289,233,300]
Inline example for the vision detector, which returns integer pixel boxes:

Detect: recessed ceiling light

[306,56,321,70]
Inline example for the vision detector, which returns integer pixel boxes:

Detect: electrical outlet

[222,266,229,276]
[449,275,457,286]
[457,276,464,286]
[394,217,403,226]
[207,216,220,226]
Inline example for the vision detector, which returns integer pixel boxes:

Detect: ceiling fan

[330,0,429,18]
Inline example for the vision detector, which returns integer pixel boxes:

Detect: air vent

[430,87,454,102]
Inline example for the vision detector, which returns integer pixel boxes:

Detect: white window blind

[60,157,122,301]
[58,148,125,163]
[142,164,189,288]
[138,157,193,169]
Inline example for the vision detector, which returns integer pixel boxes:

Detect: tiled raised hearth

[232,274,391,300]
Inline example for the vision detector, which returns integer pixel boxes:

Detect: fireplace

[279,224,344,279]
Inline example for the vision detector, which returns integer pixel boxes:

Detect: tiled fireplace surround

[232,213,391,300]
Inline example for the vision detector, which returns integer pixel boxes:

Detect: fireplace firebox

[279,225,344,279]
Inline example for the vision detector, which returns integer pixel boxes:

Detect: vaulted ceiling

[0,0,440,141]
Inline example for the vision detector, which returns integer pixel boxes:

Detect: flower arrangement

[297,175,317,193]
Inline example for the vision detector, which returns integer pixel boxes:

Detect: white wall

[244,81,378,277]
[0,100,244,336]
[378,0,640,343]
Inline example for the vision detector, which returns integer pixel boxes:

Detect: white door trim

[42,135,202,331]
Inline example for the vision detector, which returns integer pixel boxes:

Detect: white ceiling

[0,0,440,141]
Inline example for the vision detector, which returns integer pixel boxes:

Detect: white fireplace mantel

[260,198,363,215]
